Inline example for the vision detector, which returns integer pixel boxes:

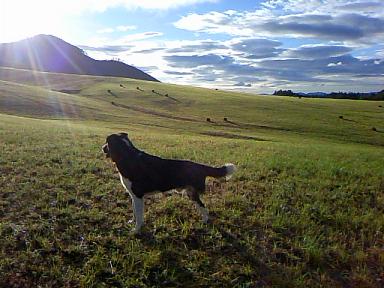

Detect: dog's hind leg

[187,186,209,223]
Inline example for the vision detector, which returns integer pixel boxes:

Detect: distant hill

[0,34,159,82]
[298,92,328,97]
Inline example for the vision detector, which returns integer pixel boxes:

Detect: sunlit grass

[0,113,383,287]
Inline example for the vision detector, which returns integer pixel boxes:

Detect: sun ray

[45,36,85,75]
[20,37,85,120]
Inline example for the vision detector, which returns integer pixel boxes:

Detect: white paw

[130,225,142,235]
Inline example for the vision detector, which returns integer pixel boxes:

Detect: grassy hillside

[0,67,383,287]
[1,67,383,146]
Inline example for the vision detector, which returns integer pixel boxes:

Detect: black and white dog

[102,132,236,233]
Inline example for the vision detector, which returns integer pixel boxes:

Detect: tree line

[273,89,384,100]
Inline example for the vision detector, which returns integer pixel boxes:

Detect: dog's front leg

[119,174,144,233]
[130,194,144,234]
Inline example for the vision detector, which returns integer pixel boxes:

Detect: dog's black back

[104,133,229,198]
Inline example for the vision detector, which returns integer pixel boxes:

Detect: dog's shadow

[135,216,272,285]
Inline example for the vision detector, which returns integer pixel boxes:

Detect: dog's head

[102,132,134,163]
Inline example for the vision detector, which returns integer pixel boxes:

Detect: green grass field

[0,67,383,287]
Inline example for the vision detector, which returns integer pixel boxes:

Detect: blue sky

[0,0,383,93]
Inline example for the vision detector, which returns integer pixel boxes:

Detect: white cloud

[173,2,384,43]
[327,62,343,67]
[119,32,163,42]
[262,0,324,13]
[118,0,218,10]
[96,25,137,34]
[117,25,137,32]
[373,49,384,59]
[97,28,115,34]
[262,0,384,16]
[175,11,254,36]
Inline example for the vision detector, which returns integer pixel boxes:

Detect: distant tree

[329,91,384,100]
[80,49,87,56]
[272,89,384,100]
[273,90,296,96]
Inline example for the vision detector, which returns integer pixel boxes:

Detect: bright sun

[0,0,66,43]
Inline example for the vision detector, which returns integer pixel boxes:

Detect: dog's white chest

[119,173,132,192]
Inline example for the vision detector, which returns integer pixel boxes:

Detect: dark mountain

[0,34,159,82]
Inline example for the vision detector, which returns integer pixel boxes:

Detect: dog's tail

[203,163,236,180]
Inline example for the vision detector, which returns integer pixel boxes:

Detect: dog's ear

[105,134,125,163]
[109,142,124,163]
[109,150,122,163]
[119,132,128,137]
